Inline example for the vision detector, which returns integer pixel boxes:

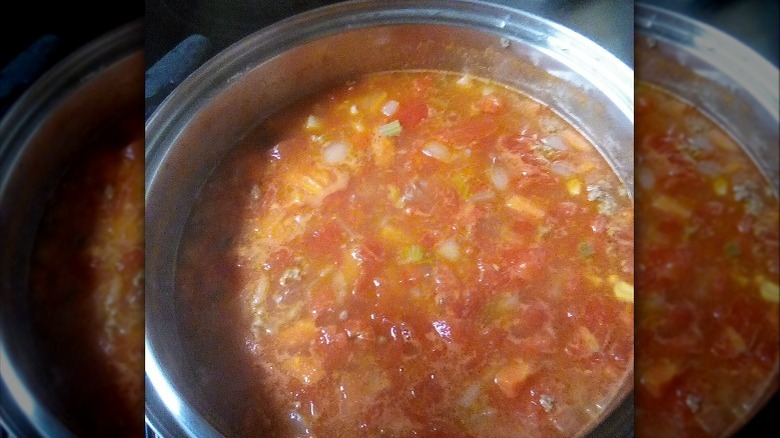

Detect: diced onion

[696,160,721,176]
[305,115,321,130]
[637,167,655,190]
[489,166,509,190]
[456,75,473,87]
[323,141,349,164]
[437,238,460,261]
[382,100,399,116]
[542,135,568,151]
[422,141,452,162]
[540,115,565,133]
[688,134,714,153]
[459,383,481,407]
[550,161,574,176]
[469,190,495,203]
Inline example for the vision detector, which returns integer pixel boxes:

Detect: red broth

[176,71,633,437]
[635,83,779,436]
[28,117,144,437]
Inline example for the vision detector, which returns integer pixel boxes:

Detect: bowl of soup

[145,1,634,436]
[0,21,144,437]
[635,3,779,436]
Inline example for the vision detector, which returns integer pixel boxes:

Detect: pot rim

[0,19,143,438]
[144,1,634,437]
[635,2,778,124]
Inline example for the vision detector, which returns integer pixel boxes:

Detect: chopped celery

[578,241,594,258]
[378,120,402,137]
[724,241,740,258]
[399,245,425,264]
[535,224,552,242]
[387,185,405,208]
[451,172,471,199]
[759,278,779,303]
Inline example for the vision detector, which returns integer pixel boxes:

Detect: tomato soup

[635,83,779,436]
[176,71,633,437]
[28,117,144,437]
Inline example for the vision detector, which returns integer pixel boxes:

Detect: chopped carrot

[279,320,319,351]
[707,127,737,151]
[506,195,545,219]
[494,359,534,397]
[282,355,324,385]
[651,194,692,219]
[560,128,591,152]
[641,359,679,398]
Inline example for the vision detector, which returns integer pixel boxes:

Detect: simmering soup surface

[176,71,633,437]
[635,83,779,437]
[28,117,144,437]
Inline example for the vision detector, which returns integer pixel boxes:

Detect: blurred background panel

[1,2,143,437]
[637,1,778,437]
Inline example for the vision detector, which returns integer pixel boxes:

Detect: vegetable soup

[635,83,779,436]
[175,71,633,437]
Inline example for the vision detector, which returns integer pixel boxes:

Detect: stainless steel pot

[0,20,144,438]
[635,2,779,435]
[145,1,633,436]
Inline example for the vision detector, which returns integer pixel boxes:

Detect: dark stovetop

[0,1,142,119]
